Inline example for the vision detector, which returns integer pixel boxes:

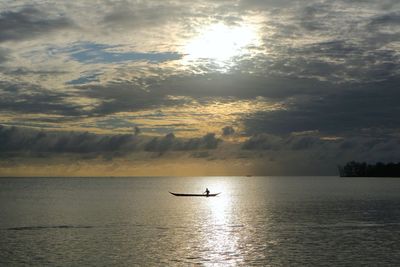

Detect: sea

[1,176,400,266]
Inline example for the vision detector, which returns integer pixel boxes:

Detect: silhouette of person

[205,188,210,197]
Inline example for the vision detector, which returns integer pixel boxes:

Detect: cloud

[0,125,222,157]
[253,0,400,83]
[222,126,235,136]
[101,3,188,30]
[240,131,400,175]
[0,0,399,175]
[2,124,400,176]
[144,132,221,153]
[242,134,281,150]
[0,7,74,42]
[0,47,10,63]
[241,77,400,136]
[152,73,331,99]
[69,43,182,64]
[0,81,80,116]
[242,132,326,150]
[0,125,140,154]
[134,126,141,136]
[76,82,190,115]
[368,12,400,27]
[288,135,321,150]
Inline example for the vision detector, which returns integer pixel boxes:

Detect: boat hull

[169,192,220,197]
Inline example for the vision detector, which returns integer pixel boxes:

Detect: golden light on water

[201,180,244,264]
[206,184,231,224]
[183,23,260,67]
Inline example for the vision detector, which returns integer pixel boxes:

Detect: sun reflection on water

[199,180,244,265]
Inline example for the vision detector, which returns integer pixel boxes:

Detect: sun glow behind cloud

[182,23,260,69]
[1,0,399,177]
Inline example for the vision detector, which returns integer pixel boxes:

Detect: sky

[0,0,399,176]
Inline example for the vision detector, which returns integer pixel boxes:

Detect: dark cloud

[242,134,281,150]
[0,125,140,154]
[0,0,398,175]
[242,78,400,136]
[264,38,399,83]
[5,68,69,76]
[0,125,221,157]
[242,133,324,151]
[222,126,235,136]
[369,12,400,27]
[0,47,10,63]
[145,132,176,153]
[102,3,188,31]
[101,1,245,32]
[134,126,141,136]
[241,131,400,167]
[299,3,335,31]
[0,7,74,42]
[238,0,299,10]
[144,132,221,153]
[154,73,331,99]
[50,73,334,120]
[77,82,190,115]
[0,81,80,115]
[253,0,400,83]
[73,73,321,117]
[1,124,400,175]
[201,133,221,149]
[289,135,321,151]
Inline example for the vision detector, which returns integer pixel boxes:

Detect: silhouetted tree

[338,161,400,177]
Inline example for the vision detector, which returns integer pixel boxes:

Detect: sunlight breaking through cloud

[0,0,399,175]
[182,23,261,70]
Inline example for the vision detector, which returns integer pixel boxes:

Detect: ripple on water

[7,225,94,231]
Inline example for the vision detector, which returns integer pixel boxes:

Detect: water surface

[1,176,400,266]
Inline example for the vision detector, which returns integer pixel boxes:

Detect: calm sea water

[1,176,400,266]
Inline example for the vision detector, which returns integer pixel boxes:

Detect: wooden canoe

[169,192,220,197]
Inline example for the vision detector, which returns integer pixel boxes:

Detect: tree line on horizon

[338,161,400,177]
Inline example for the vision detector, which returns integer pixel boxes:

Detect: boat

[169,192,221,197]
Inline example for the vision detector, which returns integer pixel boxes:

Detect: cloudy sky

[0,0,399,176]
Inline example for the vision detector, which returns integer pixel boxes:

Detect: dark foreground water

[1,176,400,266]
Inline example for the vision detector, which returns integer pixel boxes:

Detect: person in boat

[204,188,210,196]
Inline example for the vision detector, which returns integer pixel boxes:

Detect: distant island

[338,161,400,177]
